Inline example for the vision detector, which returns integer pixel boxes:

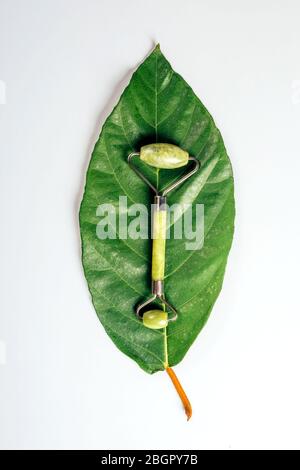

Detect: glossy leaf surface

[79,46,235,373]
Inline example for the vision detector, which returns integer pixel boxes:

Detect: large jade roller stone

[140,143,189,169]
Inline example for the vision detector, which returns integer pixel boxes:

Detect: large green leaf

[79,45,235,374]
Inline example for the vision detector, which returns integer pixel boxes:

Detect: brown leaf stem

[166,367,192,420]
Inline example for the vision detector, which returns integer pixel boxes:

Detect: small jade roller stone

[143,310,168,329]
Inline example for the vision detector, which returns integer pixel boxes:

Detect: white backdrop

[1,0,300,450]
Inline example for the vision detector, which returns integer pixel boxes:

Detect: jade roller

[128,143,200,330]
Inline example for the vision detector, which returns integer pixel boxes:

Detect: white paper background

[0,0,300,450]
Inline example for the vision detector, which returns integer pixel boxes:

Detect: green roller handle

[140,143,189,169]
[152,203,167,281]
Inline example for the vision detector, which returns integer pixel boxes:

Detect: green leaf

[79,45,235,374]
